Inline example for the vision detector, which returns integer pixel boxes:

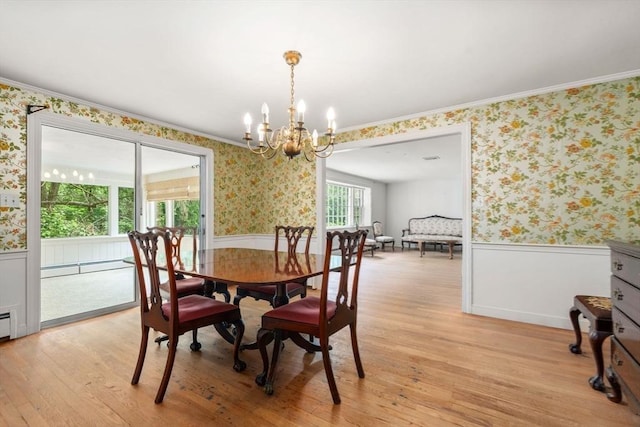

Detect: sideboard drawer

[611,338,640,403]
[611,275,640,320]
[613,307,640,358]
[611,250,640,287]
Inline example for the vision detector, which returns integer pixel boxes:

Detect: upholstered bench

[401,215,462,259]
[569,295,613,392]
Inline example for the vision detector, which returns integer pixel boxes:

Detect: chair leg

[155,334,178,404]
[264,330,284,396]
[568,306,582,354]
[350,323,365,379]
[131,325,150,385]
[190,328,201,352]
[320,335,340,404]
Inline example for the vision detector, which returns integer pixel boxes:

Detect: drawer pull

[612,353,624,366]
[613,288,624,301]
[613,260,623,271]
[615,321,625,334]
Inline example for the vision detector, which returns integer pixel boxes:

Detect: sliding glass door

[39,126,204,327]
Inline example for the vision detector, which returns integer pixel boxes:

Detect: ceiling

[2,1,640,183]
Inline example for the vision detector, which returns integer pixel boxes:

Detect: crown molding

[0,76,244,148]
[338,69,640,134]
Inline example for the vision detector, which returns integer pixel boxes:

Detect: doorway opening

[316,123,472,312]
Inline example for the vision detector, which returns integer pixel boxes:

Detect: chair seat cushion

[263,296,337,325]
[238,282,305,296]
[575,295,612,319]
[375,235,394,243]
[162,294,237,323]
[159,276,204,296]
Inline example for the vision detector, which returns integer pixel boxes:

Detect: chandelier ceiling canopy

[242,51,336,161]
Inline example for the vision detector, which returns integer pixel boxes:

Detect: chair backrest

[372,221,384,237]
[274,225,314,256]
[128,229,178,326]
[319,229,367,326]
[147,226,198,272]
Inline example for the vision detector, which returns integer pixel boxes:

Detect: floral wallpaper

[1,76,639,252]
[337,77,640,245]
[0,82,311,251]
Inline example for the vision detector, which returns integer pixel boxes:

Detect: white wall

[326,169,387,227]
[387,176,463,242]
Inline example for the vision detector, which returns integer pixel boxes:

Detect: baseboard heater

[0,312,11,340]
[41,259,129,278]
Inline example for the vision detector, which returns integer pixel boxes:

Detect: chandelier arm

[303,149,314,162]
[311,141,334,153]
[262,147,280,160]
[247,144,273,156]
[313,143,334,158]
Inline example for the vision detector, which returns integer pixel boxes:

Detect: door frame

[315,122,472,312]
[26,112,213,334]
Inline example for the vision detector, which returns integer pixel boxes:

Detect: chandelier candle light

[242,50,336,160]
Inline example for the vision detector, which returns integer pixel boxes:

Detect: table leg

[240,283,291,351]
[204,280,230,302]
[213,322,236,345]
[271,283,290,308]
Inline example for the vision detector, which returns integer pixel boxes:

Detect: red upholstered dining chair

[256,229,367,404]
[233,225,314,307]
[147,226,205,349]
[128,229,246,404]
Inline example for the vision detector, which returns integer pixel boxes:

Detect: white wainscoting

[211,234,318,252]
[41,236,131,277]
[0,251,27,338]
[471,243,611,330]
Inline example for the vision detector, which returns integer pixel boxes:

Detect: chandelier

[242,51,336,161]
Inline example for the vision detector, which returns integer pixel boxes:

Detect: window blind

[145,177,199,201]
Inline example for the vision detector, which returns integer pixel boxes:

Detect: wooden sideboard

[606,240,640,415]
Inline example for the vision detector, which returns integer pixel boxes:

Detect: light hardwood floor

[1,248,638,426]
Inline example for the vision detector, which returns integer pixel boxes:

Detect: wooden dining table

[135,247,341,352]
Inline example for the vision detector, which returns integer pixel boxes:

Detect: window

[40,182,135,238]
[149,200,200,228]
[118,187,135,234]
[326,181,366,227]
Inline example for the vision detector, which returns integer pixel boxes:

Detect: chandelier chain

[289,63,296,130]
